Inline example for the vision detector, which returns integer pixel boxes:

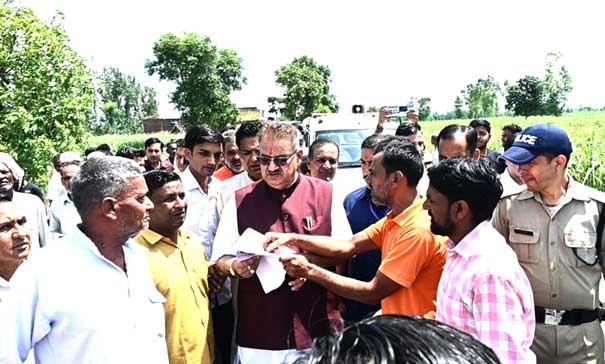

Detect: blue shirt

[342,186,390,322]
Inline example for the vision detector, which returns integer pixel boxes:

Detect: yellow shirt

[135,229,214,364]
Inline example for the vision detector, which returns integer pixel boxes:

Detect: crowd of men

[0,113,604,364]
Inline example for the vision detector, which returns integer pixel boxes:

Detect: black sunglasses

[314,157,338,165]
[259,151,297,166]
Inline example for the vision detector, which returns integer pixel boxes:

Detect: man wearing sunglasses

[211,122,351,364]
[306,139,339,182]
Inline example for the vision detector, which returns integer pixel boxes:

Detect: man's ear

[100,197,119,220]
[472,148,481,160]
[391,170,408,187]
[451,200,471,222]
[184,148,193,162]
[554,154,567,169]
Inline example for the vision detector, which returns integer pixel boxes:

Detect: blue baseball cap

[501,123,572,164]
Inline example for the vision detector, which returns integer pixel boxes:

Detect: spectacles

[259,151,297,166]
[314,157,338,165]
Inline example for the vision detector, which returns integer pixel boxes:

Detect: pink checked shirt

[436,221,536,364]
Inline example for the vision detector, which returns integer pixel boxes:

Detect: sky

[20,0,605,118]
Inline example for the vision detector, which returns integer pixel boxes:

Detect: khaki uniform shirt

[492,176,605,310]
[135,228,214,364]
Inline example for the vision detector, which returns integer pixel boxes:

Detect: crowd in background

[0,113,604,364]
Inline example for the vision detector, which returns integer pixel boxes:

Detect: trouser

[212,300,234,364]
[532,320,604,364]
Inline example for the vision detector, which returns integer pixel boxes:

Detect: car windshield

[315,129,374,167]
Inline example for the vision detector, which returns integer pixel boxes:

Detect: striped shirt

[436,221,536,364]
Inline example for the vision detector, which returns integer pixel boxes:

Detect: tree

[418,97,431,121]
[454,95,465,119]
[92,67,158,135]
[504,75,545,117]
[145,33,245,129]
[269,56,338,121]
[461,76,501,118]
[0,3,94,185]
[503,53,573,117]
[542,52,572,116]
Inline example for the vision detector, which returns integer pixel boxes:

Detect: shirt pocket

[563,230,598,267]
[147,289,168,339]
[302,215,328,235]
[508,226,540,264]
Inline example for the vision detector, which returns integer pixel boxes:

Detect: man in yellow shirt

[135,170,213,364]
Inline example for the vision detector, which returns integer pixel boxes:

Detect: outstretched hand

[263,232,299,252]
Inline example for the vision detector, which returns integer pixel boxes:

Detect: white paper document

[234,228,297,294]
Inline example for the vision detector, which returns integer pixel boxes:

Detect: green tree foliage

[505,76,545,117]
[461,76,501,118]
[454,95,465,119]
[269,56,338,120]
[504,53,573,117]
[92,67,158,135]
[543,52,572,116]
[0,3,94,185]
[418,97,431,121]
[145,33,245,129]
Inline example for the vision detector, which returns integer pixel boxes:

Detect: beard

[429,216,455,237]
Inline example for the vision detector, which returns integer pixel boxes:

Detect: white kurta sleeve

[210,196,240,261]
[331,191,353,238]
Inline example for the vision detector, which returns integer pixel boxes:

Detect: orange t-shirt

[213,166,237,181]
[363,196,447,316]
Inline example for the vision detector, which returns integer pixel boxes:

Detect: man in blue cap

[492,123,605,364]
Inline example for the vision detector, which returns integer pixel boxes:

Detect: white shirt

[499,168,525,197]
[200,172,255,258]
[181,167,212,238]
[45,172,66,203]
[12,191,50,249]
[0,227,169,364]
[200,173,255,306]
[49,195,81,240]
[0,276,9,305]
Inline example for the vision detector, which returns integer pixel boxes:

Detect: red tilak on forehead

[268,147,274,154]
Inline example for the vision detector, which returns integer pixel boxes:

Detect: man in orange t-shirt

[265,139,447,317]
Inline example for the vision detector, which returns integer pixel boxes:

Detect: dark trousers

[212,300,234,364]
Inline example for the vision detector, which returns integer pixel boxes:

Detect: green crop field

[420,111,605,191]
[89,111,605,191]
[89,132,184,152]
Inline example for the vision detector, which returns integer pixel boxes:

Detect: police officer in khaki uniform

[492,123,605,364]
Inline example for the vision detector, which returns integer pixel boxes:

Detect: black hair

[503,132,519,151]
[132,149,146,158]
[294,315,501,364]
[143,170,181,196]
[428,158,503,225]
[96,143,113,156]
[502,124,523,134]
[235,121,264,148]
[376,139,423,187]
[309,138,340,159]
[60,160,81,173]
[368,135,401,154]
[184,125,223,150]
[361,134,397,150]
[469,119,492,133]
[437,124,478,155]
[395,122,422,137]
[116,147,134,159]
[144,137,164,149]
[84,147,97,157]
